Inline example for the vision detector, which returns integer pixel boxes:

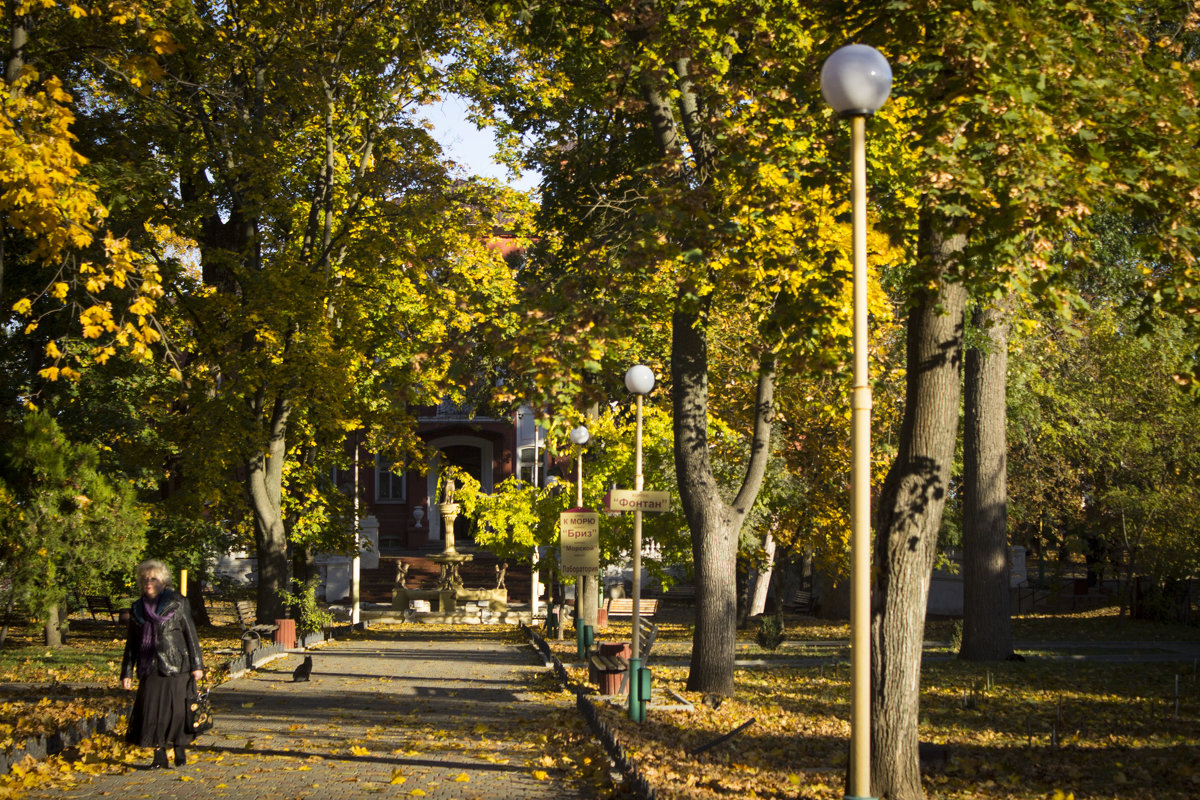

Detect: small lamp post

[624,364,654,722]
[570,424,591,657]
[821,43,892,800]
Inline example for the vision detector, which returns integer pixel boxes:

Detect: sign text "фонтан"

[603,489,671,513]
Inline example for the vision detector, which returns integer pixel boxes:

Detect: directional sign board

[603,489,671,513]
[560,509,600,576]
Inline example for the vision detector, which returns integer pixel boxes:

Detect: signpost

[604,490,671,513]
[560,509,600,577]
[561,507,599,658]
[604,388,672,724]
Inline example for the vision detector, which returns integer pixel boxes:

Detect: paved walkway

[29,628,605,800]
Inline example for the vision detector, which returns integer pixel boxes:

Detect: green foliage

[470,475,558,563]
[0,411,146,630]
[42,0,524,619]
[276,578,334,635]
[1008,300,1200,594]
[432,403,695,582]
[950,619,964,653]
[755,614,786,651]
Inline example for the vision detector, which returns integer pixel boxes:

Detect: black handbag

[186,678,213,735]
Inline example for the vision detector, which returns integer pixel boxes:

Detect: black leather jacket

[120,589,204,680]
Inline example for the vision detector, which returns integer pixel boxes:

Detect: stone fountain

[392,475,509,620]
[427,476,473,610]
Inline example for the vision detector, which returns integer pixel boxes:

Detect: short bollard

[577,623,594,660]
[628,658,650,723]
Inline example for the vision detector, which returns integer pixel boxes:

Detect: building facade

[367,402,547,554]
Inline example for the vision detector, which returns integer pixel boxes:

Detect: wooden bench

[84,595,120,623]
[233,600,279,648]
[661,584,696,601]
[589,617,659,695]
[784,589,813,614]
[605,597,659,617]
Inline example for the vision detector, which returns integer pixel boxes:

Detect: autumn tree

[1008,228,1200,621]
[464,0,887,697]
[839,0,1200,795]
[2,0,172,386]
[58,0,520,621]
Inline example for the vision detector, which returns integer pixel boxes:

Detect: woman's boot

[151,748,168,769]
[174,746,187,767]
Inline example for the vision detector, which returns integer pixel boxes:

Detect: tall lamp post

[351,432,361,627]
[624,364,654,722]
[820,43,892,800]
[570,425,591,657]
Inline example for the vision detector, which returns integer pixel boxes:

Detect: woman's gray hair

[135,559,172,589]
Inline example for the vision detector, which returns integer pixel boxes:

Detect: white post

[849,112,871,797]
[530,412,541,619]
[821,45,890,797]
[351,433,361,626]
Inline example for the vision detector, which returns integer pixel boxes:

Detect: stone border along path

[26,628,611,800]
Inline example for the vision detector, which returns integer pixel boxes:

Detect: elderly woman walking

[120,559,205,768]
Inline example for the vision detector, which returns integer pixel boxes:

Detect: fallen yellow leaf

[454,773,470,782]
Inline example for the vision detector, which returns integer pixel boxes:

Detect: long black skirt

[125,671,195,748]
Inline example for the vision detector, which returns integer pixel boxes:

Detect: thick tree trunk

[674,307,774,696]
[675,309,738,696]
[870,224,967,800]
[960,303,1014,660]
[247,394,292,624]
[43,604,64,647]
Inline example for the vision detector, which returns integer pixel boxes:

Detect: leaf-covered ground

[0,607,1197,799]
[0,614,243,755]
[545,608,1200,800]
[0,617,624,799]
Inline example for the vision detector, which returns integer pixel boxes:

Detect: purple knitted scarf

[138,595,176,677]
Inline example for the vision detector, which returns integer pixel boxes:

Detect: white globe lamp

[624,365,655,395]
[820,44,892,117]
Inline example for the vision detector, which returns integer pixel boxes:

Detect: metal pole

[629,393,645,721]
[527,409,541,620]
[849,113,872,799]
[352,433,361,626]
[576,443,586,658]
[576,448,585,508]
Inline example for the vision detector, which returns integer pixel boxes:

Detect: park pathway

[28,628,605,800]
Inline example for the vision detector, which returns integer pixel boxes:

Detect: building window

[332,466,355,496]
[376,456,405,502]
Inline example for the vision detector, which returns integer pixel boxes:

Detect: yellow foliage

[3,68,171,381]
